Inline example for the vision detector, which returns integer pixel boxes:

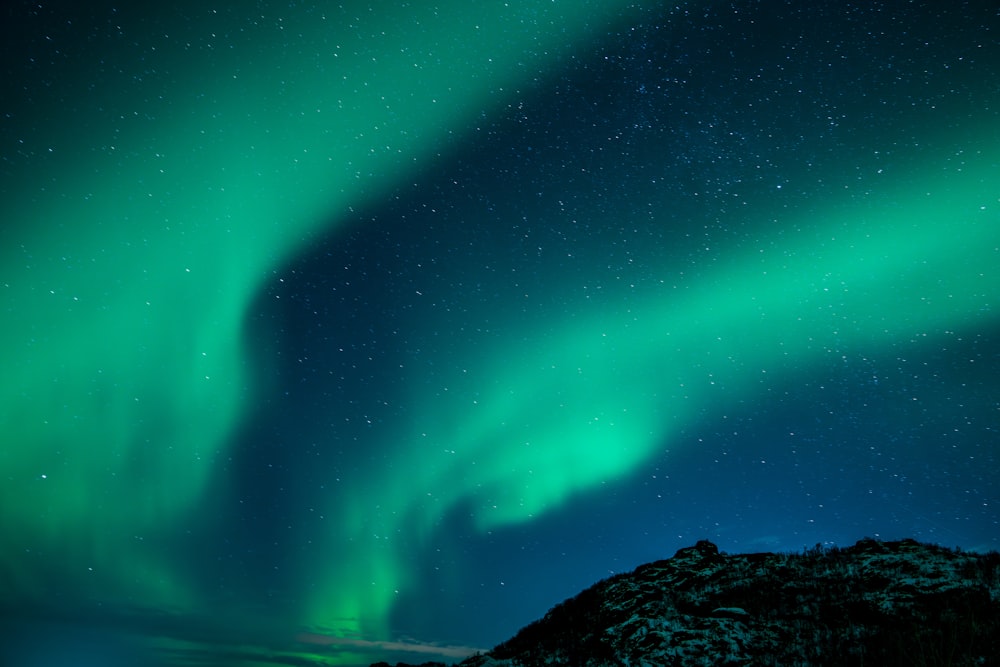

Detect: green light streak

[0,0,648,648]
[316,134,998,633]
[452,145,1000,528]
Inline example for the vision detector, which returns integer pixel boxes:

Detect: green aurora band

[312,131,1000,639]
[1,0,998,656]
[0,0,648,642]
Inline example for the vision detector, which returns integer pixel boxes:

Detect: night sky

[2,1,998,665]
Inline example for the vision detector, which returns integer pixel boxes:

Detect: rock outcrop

[457,538,1000,666]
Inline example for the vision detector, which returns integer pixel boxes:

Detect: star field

[1,2,998,665]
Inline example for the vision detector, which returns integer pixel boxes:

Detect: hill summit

[455,538,1000,666]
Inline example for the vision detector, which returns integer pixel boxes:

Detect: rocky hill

[453,538,1000,667]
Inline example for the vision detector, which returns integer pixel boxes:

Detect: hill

[453,538,1000,666]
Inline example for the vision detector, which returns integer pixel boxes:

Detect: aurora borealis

[2,1,998,665]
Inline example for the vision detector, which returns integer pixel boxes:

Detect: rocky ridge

[455,538,1000,666]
